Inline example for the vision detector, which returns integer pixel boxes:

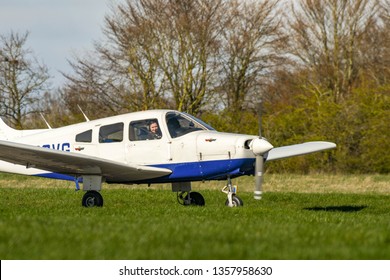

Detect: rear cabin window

[75,129,92,143]
[99,123,124,143]
[129,119,162,141]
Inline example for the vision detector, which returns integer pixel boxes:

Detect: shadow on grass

[303,205,368,212]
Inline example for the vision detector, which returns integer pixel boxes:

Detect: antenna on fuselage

[40,113,52,129]
[77,105,90,122]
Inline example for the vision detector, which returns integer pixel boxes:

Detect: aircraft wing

[265,141,336,161]
[0,140,172,182]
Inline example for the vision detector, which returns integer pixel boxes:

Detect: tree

[63,0,224,116]
[258,0,390,173]
[288,0,380,103]
[150,0,224,115]
[219,0,284,111]
[63,0,286,119]
[206,0,286,132]
[0,31,50,128]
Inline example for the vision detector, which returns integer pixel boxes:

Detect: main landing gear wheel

[82,191,103,207]
[178,191,205,206]
[225,195,244,207]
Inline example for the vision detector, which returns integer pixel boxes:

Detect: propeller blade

[252,99,271,200]
[249,138,273,200]
[254,155,264,200]
[258,99,262,138]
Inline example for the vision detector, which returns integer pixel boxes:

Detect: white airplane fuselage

[0,109,337,207]
[0,110,257,184]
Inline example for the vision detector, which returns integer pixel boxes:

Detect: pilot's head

[149,121,159,134]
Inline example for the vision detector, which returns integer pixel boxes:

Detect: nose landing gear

[222,177,243,207]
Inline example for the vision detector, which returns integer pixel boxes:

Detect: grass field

[0,173,389,260]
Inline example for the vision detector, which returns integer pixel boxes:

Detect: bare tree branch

[0,31,51,128]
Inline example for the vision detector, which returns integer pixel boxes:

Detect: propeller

[250,100,273,200]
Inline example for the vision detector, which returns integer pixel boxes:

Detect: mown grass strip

[1,182,389,260]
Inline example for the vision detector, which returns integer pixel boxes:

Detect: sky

[0,0,111,87]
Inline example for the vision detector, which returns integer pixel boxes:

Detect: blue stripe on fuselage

[149,158,255,182]
[34,173,76,181]
[34,158,255,184]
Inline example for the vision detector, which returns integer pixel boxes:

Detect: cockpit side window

[75,129,92,143]
[166,112,204,138]
[99,123,124,143]
[181,112,216,131]
[129,119,162,141]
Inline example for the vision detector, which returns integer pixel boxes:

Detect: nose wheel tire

[82,191,104,207]
[225,195,243,207]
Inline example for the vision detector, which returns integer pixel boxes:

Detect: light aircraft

[0,109,336,207]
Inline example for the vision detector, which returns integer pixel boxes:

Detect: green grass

[0,174,389,259]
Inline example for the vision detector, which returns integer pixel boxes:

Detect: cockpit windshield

[166,112,215,138]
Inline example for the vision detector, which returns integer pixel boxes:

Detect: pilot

[148,121,162,139]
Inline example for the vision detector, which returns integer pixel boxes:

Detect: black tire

[225,195,244,207]
[185,191,205,206]
[82,191,104,207]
